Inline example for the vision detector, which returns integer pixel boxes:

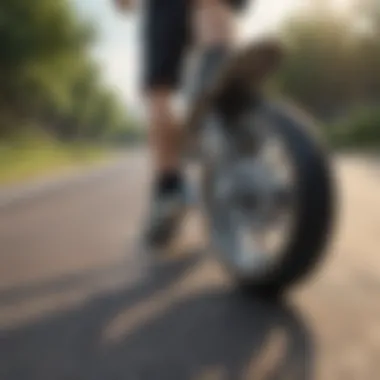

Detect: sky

[71,0,305,109]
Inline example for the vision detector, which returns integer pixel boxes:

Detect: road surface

[0,151,380,380]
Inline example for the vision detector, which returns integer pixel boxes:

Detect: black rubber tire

[202,100,336,297]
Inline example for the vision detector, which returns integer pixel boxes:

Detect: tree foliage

[0,0,136,141]
[276,3,380,120]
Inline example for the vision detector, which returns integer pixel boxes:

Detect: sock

[155,171,183,195]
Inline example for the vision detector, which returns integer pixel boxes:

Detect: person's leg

[143,0,190,247]
[193,0,236,49]
[144,0,190,193]
[145,0,243,188]
[142,0,241,247]
[191,0,244,112]
[145,0,242,181]
[147,88,183,192]
[193,0,255,125]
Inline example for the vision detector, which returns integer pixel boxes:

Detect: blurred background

[0,0,379,379]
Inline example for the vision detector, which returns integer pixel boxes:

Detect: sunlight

[238,0,302,41]
[102,259,225,345]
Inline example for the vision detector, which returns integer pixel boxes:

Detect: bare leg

[194,0,235,49]
[147,87,182,176]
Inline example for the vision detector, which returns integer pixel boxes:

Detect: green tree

[0,0,137,143]
[277,5,380,119]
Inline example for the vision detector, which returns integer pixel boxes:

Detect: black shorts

[143,0,248,90]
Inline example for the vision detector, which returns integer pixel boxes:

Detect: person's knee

[194,0,234,47]
[147,88,174,130]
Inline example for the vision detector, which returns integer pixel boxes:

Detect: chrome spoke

[203,110,298,278]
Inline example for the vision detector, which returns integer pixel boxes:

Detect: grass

[0,135,110,186]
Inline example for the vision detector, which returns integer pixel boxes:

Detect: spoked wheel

[201,100,335,297]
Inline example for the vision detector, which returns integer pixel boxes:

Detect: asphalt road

[0,151,380,380]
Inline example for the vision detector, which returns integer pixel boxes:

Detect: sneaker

[144,184,188,250]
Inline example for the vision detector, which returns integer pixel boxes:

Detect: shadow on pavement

[0,261,134,307]
[0,253,314,380]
